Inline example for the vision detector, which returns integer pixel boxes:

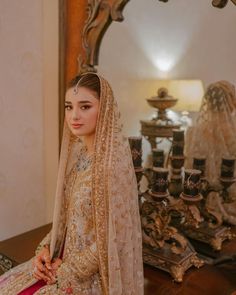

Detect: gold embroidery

[0,74,144,295]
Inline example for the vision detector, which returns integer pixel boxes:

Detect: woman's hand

[32,245,54,283]
[46,258,62,285]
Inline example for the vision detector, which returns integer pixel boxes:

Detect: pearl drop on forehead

[73,82,79,95]
[73,87,78,95]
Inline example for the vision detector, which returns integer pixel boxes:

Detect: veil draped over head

[185,80,236,185]
[49,74,144,294]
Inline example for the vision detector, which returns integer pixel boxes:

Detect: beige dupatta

[49,74,144,294]
[185,80,236,185]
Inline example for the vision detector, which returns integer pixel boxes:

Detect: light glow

[154,56,175,73]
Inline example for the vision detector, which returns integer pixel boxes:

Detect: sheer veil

[49,74,144,294]
[185,80,236,185]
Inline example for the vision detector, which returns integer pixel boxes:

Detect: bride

[0,73,144,294]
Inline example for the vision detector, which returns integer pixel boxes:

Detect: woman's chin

[71,130,83,137]
[71,130,91,137]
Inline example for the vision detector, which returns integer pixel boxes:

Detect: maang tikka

[73,81,80,95]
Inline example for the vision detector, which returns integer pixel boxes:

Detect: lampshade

[154,80,204,112]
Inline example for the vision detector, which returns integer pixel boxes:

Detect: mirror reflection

[98,0,236,281]
[98,0,236,163]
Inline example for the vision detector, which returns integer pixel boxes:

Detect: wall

[0,0,58,240]
[43,0,59,224]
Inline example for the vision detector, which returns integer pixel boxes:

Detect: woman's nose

[72,108,81,121]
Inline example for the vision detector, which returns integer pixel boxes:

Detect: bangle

[35,243,49,255]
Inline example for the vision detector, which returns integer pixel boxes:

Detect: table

[0,224,236,295]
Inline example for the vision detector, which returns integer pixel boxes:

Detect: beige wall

[42,0,59,224]
[0,0,58,241]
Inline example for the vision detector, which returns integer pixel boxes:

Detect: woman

[185,80,236,225]
[185,80,236,185]
[0,73,144,294]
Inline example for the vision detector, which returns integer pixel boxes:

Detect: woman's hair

[67,73,100,98]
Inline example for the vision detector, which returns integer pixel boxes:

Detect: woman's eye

[81,105,91,110]
[65,105,72,110]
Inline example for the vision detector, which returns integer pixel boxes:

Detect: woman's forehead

[65,86,99,102]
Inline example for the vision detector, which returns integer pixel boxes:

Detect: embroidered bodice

[52,150,102,294]
[63,152,95,257]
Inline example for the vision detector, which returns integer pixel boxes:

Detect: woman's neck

[82,134,95,155]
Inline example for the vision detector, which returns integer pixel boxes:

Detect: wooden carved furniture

[140,88,180,151]
[129,131,236,282]
[129,137,204,282]
[1,224,236,294]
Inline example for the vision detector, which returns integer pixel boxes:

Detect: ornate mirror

[60,0,236,160]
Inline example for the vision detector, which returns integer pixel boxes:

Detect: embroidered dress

[0,74,144,295]
[0,150,102,294]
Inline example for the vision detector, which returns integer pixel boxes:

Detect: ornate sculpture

[128,139,203,282]
[141,178,203,282]
[78,0,236,74]
[169,130,185,197]
[174,169,233,251]
[141,197,187,255]
[212,0,236,8]
[78,0,130,73]
[140,88,180,155]
[205,158,236,226]
[158,0,236,7]
[0,254,15,273]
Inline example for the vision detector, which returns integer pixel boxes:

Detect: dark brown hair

[67,73,100,98]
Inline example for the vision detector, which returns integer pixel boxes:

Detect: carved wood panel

[59,0,129,141]
[212,0,236,7]
[159,0,236,7]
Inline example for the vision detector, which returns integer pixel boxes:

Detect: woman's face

[65,86,100,137]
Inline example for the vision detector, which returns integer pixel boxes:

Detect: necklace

[76,146,94,171]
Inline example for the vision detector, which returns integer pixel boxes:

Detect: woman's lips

[71,124,83,129]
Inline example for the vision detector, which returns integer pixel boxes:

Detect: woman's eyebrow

[65,100,92,104]
[78,100,92,104]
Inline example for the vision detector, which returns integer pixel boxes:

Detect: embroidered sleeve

[56,242,98,280]
[35,231,51,256]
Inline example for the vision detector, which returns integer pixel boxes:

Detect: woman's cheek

[65,113,71,129]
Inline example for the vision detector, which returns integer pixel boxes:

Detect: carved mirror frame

[59,0,236,140]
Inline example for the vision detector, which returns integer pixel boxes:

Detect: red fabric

[18,242,65,294]
[17,280,46,295]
